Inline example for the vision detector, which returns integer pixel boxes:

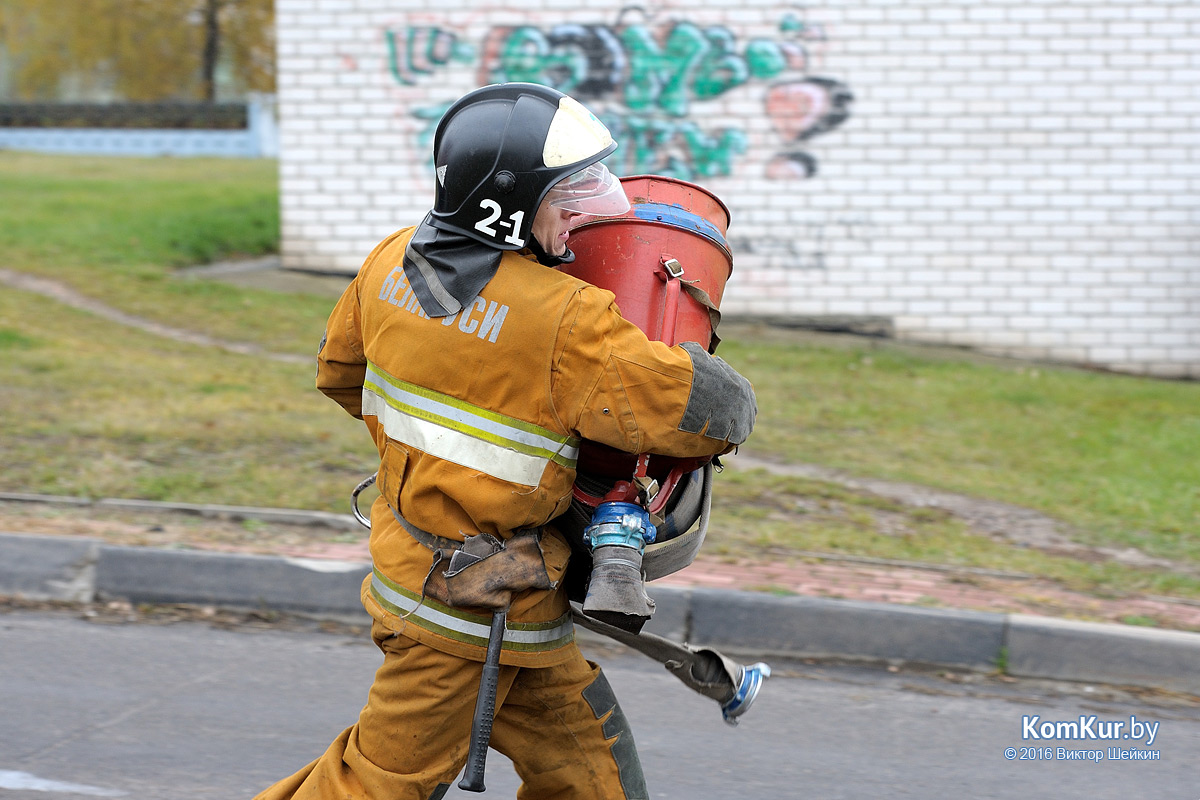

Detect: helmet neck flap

[402,217,503,318]
[402,83,620,317]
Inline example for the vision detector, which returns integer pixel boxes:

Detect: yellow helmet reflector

[542,96,615,168]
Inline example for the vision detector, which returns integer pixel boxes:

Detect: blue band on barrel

[631,203,731,256]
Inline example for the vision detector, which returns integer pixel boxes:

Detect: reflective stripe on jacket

[362,361,580,485]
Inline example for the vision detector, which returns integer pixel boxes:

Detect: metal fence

[0,96,278,158]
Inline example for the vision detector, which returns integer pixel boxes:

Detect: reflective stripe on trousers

[369,567,574,653]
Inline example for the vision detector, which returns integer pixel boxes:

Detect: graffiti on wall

[384,26,476,86]
[381,9,853,181]
[728,213,877,271]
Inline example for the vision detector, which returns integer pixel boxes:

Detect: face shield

[545,162,630,217]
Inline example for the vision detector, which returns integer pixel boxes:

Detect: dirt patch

[0,499,369,559]
[0,267,308,364]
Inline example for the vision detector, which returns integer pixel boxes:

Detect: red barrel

[560,175,734,508]
[562,175,732,351]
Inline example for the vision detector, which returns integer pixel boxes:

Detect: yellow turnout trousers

[255,623,647,800]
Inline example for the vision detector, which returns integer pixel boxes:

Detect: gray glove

[677,341,757,445]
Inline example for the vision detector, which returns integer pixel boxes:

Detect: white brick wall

[277,0,1200,378]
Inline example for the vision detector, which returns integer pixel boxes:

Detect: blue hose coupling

[721,662,772,726]
[582,501,657,632]
[583,501,656,551]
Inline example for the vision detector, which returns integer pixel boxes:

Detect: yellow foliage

[0,0,274,101]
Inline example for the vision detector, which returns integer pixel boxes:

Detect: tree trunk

[201,0,220,102]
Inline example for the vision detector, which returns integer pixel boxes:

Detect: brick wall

[277,0,1200,378]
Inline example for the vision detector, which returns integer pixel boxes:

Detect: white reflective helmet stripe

[362,362,579,486]
[370,568,575,651]
[542,96,615,168]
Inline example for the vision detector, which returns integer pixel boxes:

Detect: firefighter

[255,82,756,800]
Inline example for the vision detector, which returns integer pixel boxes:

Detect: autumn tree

[0,0,274,102]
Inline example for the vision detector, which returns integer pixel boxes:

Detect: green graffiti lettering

[629,116,681,174]
[495,27,550,84]
[619,24,781,113]
[495,26,587,93]
[745,38,788,78]
[384,29,407,85]
[681,123,748,178]
[384,27,475,85]
[692,27,748,100]
[479,20,813,113]
[602,111,746,181]
[402,14,850,181]
[621,23,709,116]
[780,13,805,34]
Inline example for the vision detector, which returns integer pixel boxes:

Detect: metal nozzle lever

[720,662,772,726]
[571,608,772,726]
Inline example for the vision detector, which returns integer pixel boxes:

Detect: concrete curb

[688,588,1006,671]
[95,546,369,618]
[0,491,359,529]
[3,531,1199,696]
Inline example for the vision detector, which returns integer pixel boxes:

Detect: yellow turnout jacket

[316,225,754,666]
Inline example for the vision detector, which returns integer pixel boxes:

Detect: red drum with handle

[563,174,732,350]
[561,175,734,514]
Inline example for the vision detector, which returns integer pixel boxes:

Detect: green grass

[1,152,1197,603]
[0,152,331,353]
[0,283,374,509]
[708,468,1200,600]
[718,335,1200,566]
[0,153,375,509]
[0,153,277,267]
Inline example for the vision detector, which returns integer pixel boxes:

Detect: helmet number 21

[475,199,525,246]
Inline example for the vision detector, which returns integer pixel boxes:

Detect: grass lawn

[0,152,330,353]
[0,153,370,509]
[1,152,1196,604]
[718,331,1200,566]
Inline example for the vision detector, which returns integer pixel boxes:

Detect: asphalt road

[1,607,1198,800]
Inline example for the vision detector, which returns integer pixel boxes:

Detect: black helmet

[429,83,628,251]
